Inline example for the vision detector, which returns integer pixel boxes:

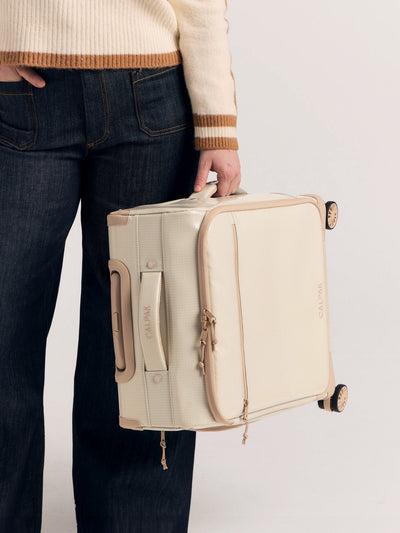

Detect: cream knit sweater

[0,0,238,151]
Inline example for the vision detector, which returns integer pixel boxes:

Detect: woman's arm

[168,0,238,151]
[168,0,241,195]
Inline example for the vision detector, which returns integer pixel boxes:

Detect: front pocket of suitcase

[230,204,331,412]
[199,202,331,424]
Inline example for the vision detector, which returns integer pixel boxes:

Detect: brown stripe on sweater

[0,51,182,69]
[193,114,237,127]
[194,136,239,151]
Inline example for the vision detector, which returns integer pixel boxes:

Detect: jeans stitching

[101,71,110,141]
[80,73,93,147]
[132,67,190,136]
[86,71,110,147]
[136,92,189,136]
[0,87,37,149]
[132,64,179,84]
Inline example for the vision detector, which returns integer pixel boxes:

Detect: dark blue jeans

[0,64,200,533]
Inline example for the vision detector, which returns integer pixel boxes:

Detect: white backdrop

[42,2,400,531]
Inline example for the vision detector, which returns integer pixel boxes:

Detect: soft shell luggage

[107,180,348,468]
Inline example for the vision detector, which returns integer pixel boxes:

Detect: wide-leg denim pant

[0,64,200,533]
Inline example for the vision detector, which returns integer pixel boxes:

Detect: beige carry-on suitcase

[107,180,347,469]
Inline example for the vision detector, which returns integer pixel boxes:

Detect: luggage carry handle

[108,259,136,383]
[138,271,168,371]
[188,179,248,200]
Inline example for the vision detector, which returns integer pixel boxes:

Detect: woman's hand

[194,149,241,197]
[0,65,46,87]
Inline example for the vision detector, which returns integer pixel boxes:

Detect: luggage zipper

[232,220,250,445]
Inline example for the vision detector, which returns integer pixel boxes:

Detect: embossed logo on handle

[143,305,153,339]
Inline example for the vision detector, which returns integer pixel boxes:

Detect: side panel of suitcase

[108,210,222,430]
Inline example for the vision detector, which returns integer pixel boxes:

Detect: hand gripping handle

[188,179,248,200]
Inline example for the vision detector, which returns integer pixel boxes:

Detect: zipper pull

[242,399,249,445]
[199,324,208,344]
[198,308,218,375]
[198,342,206,375]
[198,308,208,375]
[204,308,218,349]
[160,430,168,470]
[210,317,217,349]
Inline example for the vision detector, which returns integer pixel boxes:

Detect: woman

[0,1,241,531]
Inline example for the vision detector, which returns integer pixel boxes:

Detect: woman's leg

[72,66,200,532]
[0,71,83,532]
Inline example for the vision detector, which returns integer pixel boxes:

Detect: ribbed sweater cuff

[193,113,238,150]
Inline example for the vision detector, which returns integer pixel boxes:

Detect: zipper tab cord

[160,430,168,470]
[242,399,249,445]
[199,341,206,375]
[199,314,208,375]
[210,317,217,348]
[198,308,217,375]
